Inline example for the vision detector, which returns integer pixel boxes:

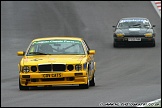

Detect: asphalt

[1,1,161,107]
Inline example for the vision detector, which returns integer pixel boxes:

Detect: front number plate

[128,38,141,41]
[43,73,62,78]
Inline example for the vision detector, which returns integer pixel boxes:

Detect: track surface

[1,1,161,107]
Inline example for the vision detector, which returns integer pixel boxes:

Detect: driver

[39,43,53,54]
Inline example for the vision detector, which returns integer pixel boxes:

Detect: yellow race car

[17,36,96,90]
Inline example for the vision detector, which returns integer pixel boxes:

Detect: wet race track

[1,1,161,107]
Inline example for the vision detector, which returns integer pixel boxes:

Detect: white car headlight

[83,63,87,70]
[75,64,82,71]
[23,66,30,72]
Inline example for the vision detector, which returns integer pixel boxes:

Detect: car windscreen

[26,40,85,56]
[117,19,151,29]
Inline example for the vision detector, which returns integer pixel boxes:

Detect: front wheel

[79,78,89,89]
[90,73,95,86]
[151,41,155,47]
[113,42,119,48]
[19,79,30,90]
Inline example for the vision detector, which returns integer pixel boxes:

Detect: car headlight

[116,33,124,37]
[31,66,37,72]
[67,65,74,71]
[145,33,153,37]
[83,63,87,70]
[75,64,82,71]
[23,66,30,73]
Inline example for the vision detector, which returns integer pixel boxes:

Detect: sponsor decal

[120,19,148,23]
[33,40,81,44]
[31,59,43,61]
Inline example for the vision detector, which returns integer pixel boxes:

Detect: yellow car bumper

[19,72,88,86]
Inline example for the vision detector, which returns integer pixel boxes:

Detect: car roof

[120,17,149,20]
[32,36,83,42]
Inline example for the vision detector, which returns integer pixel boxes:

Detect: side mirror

[88,50,95,55]
[17,51,25,56]
[112,26,116,28]
[152,25,156,27]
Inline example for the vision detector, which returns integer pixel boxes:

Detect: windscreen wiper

[130,24,141,26]
[28,52,48,55]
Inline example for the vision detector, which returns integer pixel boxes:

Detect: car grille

[38,64,51,71]
[53,64,66,71]
[38,64,66,72]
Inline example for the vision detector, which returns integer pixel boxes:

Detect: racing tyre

[151,41,155,47]
[90,73,95,86]
[113,42,118,48]
[79,78,89,89]
[19,79,30,90]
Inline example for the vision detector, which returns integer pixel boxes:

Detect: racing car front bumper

[19,72,88,86]
[114,37,155,46]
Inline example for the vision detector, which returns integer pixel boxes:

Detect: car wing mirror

[17,51,25,56]
[88,50,95,55]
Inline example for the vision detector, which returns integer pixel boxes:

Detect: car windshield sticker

[129,28,140,31]
[33,40,81,44]
[120,19,148,23]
